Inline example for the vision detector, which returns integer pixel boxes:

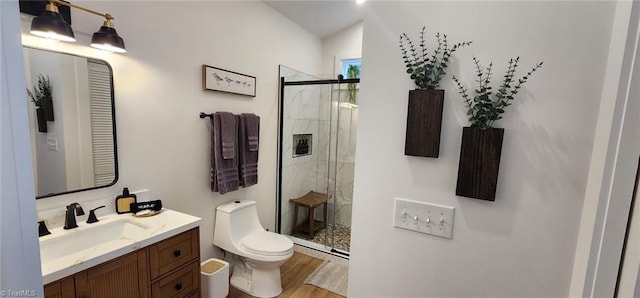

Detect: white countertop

[40,208,201,284]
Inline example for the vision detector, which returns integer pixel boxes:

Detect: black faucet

[63,203,85,230]
[38,220,51,237]
[86,206,106,224]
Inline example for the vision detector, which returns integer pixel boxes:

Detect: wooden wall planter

[404,89,444,157]
[43,97,54,121]
[36,107,47,133]
[456,127,504,201]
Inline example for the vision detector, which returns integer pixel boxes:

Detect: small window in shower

[341,58,361,79]
[292,134,312,158]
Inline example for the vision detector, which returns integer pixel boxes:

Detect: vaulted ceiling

[262,0,364,39]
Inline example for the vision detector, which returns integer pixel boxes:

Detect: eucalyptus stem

[453,57,543,129]
[399,27,472,90]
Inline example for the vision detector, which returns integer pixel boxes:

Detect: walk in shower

[277,65,359,256]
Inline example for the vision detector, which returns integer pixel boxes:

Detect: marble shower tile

[285,86,321,121]
[281,162,318,201]
[280,209,293,235]
[336,114,358,163]
[316,120,330,162]
[334,200,352,227]
[336,162,355,200]
[319,86,333,121]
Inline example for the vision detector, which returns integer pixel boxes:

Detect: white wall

[569,2,640,296]
[1,0,44,295]
[349,2,616,297]
[569,4,634,293]
[321,21,363,78]
[25,1,321,261]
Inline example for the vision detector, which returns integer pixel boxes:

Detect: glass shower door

[277,65,357,256]
[324,83,358,255]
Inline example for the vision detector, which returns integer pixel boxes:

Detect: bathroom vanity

[40,209,201,298]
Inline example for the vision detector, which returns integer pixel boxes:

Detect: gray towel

[211,113,239,194]
[238,113,259,187]
[210,116,217,192]
[244,113,260,151]
[219,112,237,159]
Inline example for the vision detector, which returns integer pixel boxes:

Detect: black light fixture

[30,0,126,54]
[30,2,75,42]
[91,15,126,53]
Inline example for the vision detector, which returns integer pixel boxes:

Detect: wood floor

[228,252,345,298]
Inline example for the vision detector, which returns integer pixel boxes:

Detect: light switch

[46,137,58,151]
[393,197,455,239]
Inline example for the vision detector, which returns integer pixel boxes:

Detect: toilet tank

[214,200,263,246]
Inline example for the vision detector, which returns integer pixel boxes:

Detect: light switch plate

[46,137,58,151]
[393,197,455,239]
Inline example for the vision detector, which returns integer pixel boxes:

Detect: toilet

[214,200,294,298]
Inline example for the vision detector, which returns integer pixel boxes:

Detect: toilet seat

[242,232,293,256]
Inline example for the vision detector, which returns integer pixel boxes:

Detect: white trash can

[201,258,230,298]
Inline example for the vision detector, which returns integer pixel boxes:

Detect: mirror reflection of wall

[23,47,118,198]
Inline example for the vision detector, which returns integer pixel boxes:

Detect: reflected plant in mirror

[23,47,118,199]
[26,73,54,119]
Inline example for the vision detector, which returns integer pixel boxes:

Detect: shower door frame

[276,71,359,256]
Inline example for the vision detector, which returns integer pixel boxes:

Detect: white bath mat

[304,260,348,296]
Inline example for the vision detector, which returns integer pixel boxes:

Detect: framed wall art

[202,65,256,97]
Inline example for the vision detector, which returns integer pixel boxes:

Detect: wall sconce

[30,0,126,53]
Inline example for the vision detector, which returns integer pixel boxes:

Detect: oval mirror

[23,47,118,199]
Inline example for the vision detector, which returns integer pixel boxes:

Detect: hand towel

[244,113,260,152]
[219,112,237,159]
[211,113,239,194]
[238,113,259,187]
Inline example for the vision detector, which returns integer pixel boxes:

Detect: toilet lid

[242,232,293,256]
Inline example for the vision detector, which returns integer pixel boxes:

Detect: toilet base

[229,255,287,298]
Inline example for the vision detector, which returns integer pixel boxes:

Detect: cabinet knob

[175,283,182,291]
[173,250,181,257]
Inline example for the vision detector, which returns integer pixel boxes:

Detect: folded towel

[211,113,239,194]
[219,112,237,159]
[244,113,260,152]
[238,114,259,187]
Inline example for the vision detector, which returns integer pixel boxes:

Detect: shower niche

[293,134,312,157]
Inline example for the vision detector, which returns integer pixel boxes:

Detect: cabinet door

[149,228,199,280]
[151,261,200,298]
[75,250,149,298]
[43,277,74,298]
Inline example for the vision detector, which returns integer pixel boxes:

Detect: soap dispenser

[115,187,137,214]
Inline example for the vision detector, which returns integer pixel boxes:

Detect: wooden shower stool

[290,191,328,238]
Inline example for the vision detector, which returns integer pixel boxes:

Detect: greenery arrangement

[400,27,472,90]
[26,74,52,108]
[346,64,360,104]
[452,57,543,129]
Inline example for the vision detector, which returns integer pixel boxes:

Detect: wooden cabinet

[150,228,200,298]
[43,277,74,298]
[43,227,200,298]
[74,250,149,298]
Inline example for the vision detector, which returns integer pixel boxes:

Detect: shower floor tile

[293,224,351,252]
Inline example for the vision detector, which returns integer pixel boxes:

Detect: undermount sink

[39,218,151,267]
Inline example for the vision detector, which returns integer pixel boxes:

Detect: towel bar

[200,112,214,119]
